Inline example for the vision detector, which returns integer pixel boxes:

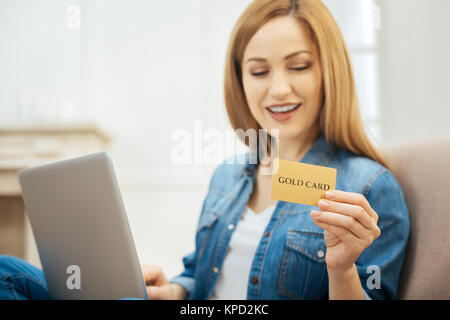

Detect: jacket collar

[242,132,337,178]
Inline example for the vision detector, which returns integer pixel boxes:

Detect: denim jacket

[170,134,410,300]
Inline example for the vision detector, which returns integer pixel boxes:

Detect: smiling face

[242,16,323,140]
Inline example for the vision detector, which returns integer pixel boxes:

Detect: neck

[277,128,320,162]
[259,125,320,172]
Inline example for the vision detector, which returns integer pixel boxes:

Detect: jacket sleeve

[356,169,411,299]
[169,166,220,299]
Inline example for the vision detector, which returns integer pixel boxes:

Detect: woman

[0,0,409,300]
[145,0,409,300]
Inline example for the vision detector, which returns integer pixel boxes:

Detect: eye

[251,65,310,77]
[291,65,309,71]
[251,71,268,77]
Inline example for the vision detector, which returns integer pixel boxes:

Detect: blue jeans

[0,255,50,300]
[0,255,144,300]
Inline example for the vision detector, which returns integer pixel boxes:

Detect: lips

[266,103,301,112]
[265,103,302,122]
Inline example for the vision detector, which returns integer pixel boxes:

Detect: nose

[269,70,293,99]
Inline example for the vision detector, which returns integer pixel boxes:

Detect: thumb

[142,264,167,286]
[147,285,171,300]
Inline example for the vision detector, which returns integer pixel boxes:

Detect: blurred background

[0,0,449,279]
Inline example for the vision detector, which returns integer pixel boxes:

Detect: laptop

[18,152,148,300]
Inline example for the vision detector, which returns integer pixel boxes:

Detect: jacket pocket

[196,210,220,260]
[278,228,328,299]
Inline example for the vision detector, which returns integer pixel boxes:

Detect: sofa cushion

[385,136,450,299]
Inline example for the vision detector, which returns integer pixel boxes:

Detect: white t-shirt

[209,204,276,300]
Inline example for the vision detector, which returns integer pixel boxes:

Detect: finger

[142,264,166,286]
[311,210,368,239]
[147,285,170,300]
[325,190,378,222]
[313,220,359,244]
[318,199,377,231]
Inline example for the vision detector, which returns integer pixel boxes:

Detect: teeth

[268,104,299,113]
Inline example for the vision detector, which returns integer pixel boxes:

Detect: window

[323,0,382,145]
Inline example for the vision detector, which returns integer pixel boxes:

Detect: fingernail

[311,210,321,217]
[326,190,336,199]
[318,199,329,208]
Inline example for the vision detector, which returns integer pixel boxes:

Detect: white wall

[378,0,450,146]
[0,0,83,123]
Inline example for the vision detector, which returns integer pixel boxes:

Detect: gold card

[271,159,337,206]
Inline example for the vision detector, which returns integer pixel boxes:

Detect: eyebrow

[245,50,312,64]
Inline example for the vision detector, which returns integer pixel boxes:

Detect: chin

[265,125,305,139]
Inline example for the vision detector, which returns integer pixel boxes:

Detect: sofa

[385,135,450,299]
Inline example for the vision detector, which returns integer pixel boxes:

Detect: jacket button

[251,277,259,284]
[264,232,271,237]
[228,224,234,230]
[213,267,219,274]
[317,250,325,258]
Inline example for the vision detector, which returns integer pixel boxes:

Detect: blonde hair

[223,0,390,169]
